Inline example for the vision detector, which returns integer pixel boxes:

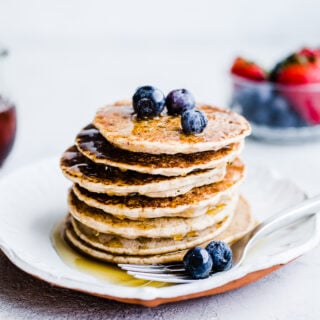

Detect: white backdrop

[1,0,320,170]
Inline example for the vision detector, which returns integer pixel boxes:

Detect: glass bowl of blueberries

[230,47,320,142]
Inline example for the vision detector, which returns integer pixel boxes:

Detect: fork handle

[251,193,320,240]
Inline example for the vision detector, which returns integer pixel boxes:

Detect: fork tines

[118,263,196,283]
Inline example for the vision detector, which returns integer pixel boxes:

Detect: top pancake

[93,101,251,155]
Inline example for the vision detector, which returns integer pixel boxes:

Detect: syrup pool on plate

[51,221,169,288]
[0,96,16,167]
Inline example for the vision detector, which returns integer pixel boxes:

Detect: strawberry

[298,47,320,59]
[270,48,320,124]
[231,57,267,81]
[270,51,320,84]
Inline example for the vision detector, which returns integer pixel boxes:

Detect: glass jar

[230,75,320,142]
[0,47,17,167]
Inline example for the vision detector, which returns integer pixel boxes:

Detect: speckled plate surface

[0,157,319,307]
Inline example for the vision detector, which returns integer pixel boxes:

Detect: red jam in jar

[0,96,16,166]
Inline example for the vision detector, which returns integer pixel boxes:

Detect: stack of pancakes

[60,102,253,264]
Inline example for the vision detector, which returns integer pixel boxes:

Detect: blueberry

[295,116,308,127]
[231,85,273,125]
[231,88,258,120]
[183,246,213,279]
[250,104,273,125]
[268,96,295,127]
[181,109,208,134]
[166,89,195,115]
[267,95,308,128]
[205,241,233,272]
[132,86,165,119]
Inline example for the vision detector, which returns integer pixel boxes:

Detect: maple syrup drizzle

[51,221,169,288]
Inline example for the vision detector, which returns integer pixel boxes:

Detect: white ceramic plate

[0,158,319,305]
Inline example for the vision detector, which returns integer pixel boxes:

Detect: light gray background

[1,1,320,319]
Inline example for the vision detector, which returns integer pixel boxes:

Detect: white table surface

[1,1,320,319]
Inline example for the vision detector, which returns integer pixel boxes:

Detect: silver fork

[118,194,320,283]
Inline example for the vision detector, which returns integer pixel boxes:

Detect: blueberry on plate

[205,241,233,272]
[181,109,208,134]
[166,89,195,115]
[132,86,165,119]
[183,246,213,279]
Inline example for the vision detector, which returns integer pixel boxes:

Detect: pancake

[61,146,227,198]
[76,124,243,177]
[71,158,244,219]
[93,101,251,155]
[68,192,238,239]
[70,212,232,255]
[64,196,254,264]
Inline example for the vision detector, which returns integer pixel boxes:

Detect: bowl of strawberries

[230,47,320,142]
